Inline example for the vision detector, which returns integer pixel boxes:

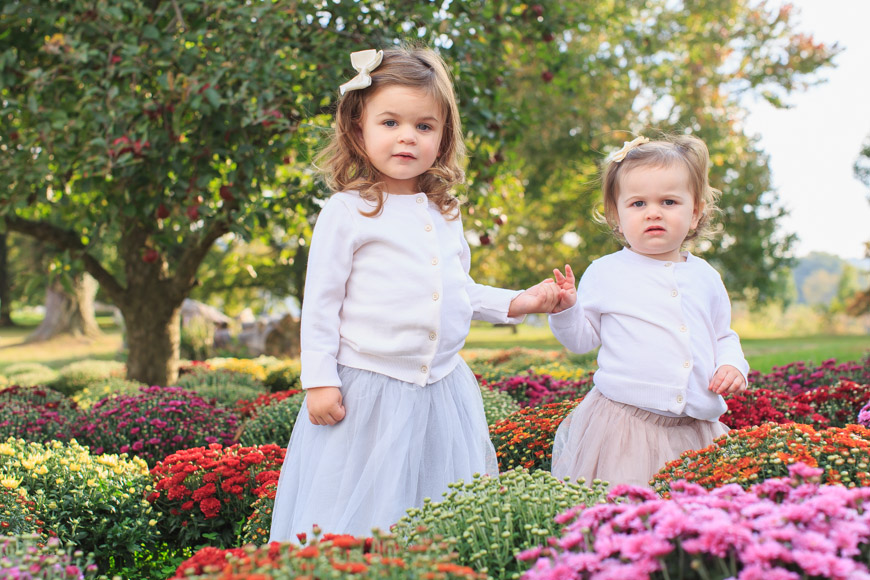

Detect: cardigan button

[425,224,433,232]
[431,258,438,265]
[420,365,428,373]
[676,395,684,403]
[671,290,678,297]
[679,325,687,332]
[664,262,673,267]
[432,292,439,301]
[416,197,424,204]
[683,361,690,368]
[429,332,437,341]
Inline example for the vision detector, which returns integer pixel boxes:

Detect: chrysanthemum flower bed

[72,385,239,465]
[791,379,870,427]
[485,373,593,408]
[653,422,870,495]
[393,469,608,580]
[172,532,486,580]
[0,486,46,537]
[748,354,870,394]
[0,437,159,567]
[490,398,582,471]
[235,390,301,419]
[0,386,82,443]
[236,394,305,447]
[522,463,870,580]
[148,443,285,548]
[1,535,101,580]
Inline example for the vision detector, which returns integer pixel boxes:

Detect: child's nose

[397,127,416,144]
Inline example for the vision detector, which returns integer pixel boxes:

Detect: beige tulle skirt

[551,388,729,488]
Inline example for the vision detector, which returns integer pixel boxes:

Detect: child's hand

[551,265,577,314]
[708,365,746,395]
[508,279,560,317]
[306,386,346,425]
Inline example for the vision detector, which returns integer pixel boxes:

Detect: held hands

[708,365,746,395]
[551,265,577,314]
[507,278,561,317]
[306,386,346,425]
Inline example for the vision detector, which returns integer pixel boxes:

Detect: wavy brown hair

[315,45,465,218]
[598,134,722,245]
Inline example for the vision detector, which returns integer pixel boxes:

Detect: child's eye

[663,199,676,206]
[631,201,645,208]
[384,120,398,127]
[417,123,432,131]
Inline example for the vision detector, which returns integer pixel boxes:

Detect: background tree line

[0,0,847,385]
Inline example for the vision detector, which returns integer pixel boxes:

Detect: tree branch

[170,219,230,304]
[4,216,125,302]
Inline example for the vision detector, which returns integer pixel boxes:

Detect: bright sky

[742,0,870,261]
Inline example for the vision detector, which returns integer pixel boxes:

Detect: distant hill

[793,252,870,305]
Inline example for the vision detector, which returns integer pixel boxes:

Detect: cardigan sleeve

[547,264,602,354]
[710,274,750,384]
[458,224,525,324]
[299,197,356,389]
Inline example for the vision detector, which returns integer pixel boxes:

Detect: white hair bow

[608,136,650,163]
[339,49,384,95]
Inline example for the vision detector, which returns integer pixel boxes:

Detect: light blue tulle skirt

[268,360,498,541]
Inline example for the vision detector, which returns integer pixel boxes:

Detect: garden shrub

[480,384,521,426]
[465,348,567,383]
[393,469,609,579]
[72,377,145,410]
[721,387,822,430]
[653,422,870,495]
[487,373,593,407]
[172,533,485,580]
[237,393,305,447]
[148,443,285,548]
[176,368,268,407]
[791,380,870,427]
[748,355,870,394]
[2,362,56,378]
[72,385,239,466]
[490,398,582,472]
[523,463,870,580]
[0,438,160,567]
[204,357,274,381]
[0,385,82,444]
[235,390,301,419]
[263,362,302,393]
[0,535,101,579]
[50,359,126,397]
[6,369,59,388]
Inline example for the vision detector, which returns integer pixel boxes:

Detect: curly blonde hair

[599,134,722,245]
[315,45,465,218]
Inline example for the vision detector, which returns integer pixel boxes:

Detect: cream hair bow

[608,135,650,163]
[339,49,384,95]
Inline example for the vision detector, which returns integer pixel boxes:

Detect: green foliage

[237,392,305,448]
[105,543,196,580]
[2,362,56,377]
[50,359,126,397]
[176,368,267,407]
[393,469,609,579]
[263,363,302,393]
[0,438,160,568]
[180,317,216,362]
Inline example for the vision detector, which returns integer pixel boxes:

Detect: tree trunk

[122,300,181,387]
[27,273,102,342]
[0,233,15,327]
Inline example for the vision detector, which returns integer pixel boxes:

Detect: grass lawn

[465,321,869,373]
[0,318,866,375]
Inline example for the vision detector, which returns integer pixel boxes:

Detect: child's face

[614,162,701,262]
[358,85,444,195]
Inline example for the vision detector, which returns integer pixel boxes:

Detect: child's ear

[691,202,705,229]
